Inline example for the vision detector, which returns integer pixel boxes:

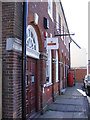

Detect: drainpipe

[22,1,28,119]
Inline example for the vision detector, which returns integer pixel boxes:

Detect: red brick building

[1,1,70,119]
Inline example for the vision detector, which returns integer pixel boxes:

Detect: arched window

[26,25,39,59]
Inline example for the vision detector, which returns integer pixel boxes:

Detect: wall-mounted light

[34,13,39,25]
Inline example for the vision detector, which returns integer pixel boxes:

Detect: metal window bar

[54,19,69,38]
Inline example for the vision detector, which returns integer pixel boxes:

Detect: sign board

[46,37,58,50]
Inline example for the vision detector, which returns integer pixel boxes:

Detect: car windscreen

[88,76,90,81]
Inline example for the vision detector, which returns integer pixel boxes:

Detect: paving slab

[74,105,86,112]
[49,104,75,112]
[65,90,83,97]
[55,98,84,105]
[57,95,83,99]
[49,103,87,112]
[73,112,88,119]
[40,111,73,118]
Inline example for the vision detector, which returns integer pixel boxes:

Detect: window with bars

[56,8,59,31]
[61,18,63,40]
[64,31,66,45]
[48,0,53,20]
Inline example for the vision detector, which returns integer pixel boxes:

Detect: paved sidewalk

[39,83,88,119]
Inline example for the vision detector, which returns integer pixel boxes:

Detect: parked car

[83,75,87,88]
[84,74,90,95]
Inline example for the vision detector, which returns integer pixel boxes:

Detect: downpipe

[22,1,28,119]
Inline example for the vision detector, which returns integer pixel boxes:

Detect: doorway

[26,57,37,118]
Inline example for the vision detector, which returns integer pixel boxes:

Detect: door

[26,57,37,118]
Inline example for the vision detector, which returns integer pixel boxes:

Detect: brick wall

[2,2,23,118]
[75,68,87,83]
[28,2,69,112]
[2,1,70,118]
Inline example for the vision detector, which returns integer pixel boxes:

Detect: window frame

[46,49,52,84]
[56,8,59,31]
[48,0,53,21]
[61,18,63,40]
[64,60,65,79]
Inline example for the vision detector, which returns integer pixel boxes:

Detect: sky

[61,0,89,53]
